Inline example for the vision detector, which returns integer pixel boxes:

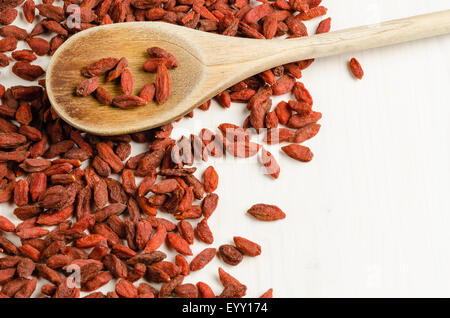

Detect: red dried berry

[349,57,364,79]
[247,203,286,221]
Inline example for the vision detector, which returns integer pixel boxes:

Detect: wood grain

[46,10,450,136]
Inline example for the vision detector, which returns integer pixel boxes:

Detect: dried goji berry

[349,57,364,79]
[247,203,286,221]
[190,247,216,271]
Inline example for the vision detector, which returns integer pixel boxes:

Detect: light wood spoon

[47,10,450,136]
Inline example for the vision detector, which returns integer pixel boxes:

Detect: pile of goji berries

[76,48,175,108]
[0,0,333,298]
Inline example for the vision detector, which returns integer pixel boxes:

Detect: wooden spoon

[47,10,450,136]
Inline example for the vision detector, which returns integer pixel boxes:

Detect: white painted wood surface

[1,0,450,298]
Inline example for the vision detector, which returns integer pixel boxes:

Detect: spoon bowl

[47,23,206,135]
[47,11,450,135]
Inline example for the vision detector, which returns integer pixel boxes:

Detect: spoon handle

[200,9,450,69]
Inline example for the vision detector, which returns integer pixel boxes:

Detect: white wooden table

[1,0,449,298]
